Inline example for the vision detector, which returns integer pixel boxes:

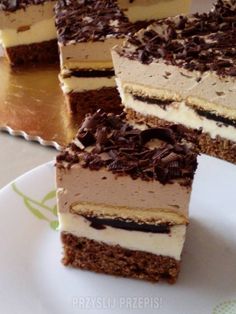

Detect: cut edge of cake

[56,110,199,283]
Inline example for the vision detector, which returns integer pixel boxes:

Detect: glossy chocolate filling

[194,108,236,128]
[132,93,236,128]
[84,216,171,233]
[67,70,115,78]
[132,94,172,110]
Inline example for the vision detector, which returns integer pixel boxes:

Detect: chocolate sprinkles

[57,110,199,185]
[120,0,236,77]
[55,0,151,44]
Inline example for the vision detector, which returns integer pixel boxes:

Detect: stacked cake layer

[55,0,191,116]
[0,0,58,65]
[56,110,198,283]
[112,0,236,163]
[55,0,130,115]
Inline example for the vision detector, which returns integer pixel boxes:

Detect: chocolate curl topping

[139,128,176,145]
[79,109,106,132]
[121,0,236,77]
[57,110,198,185]
[54,0,152,44]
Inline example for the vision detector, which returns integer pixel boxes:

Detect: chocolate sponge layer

[6,39,58,66]
[66,87,122,115]
[61,232,180,283]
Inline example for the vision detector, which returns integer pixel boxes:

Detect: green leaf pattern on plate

[213,300,236,314]
[41,190,57,204]
[12,183,58,230]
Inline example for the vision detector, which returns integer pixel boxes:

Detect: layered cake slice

[56,110,198,283]
[0,0,58,65]
[55,0,191,116]
[112,0,236,164]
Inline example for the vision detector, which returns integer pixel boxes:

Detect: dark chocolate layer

[132,94,172,110]
[57,110,199,185]
[132,93,236,127]
[194,107,236,128]
[64,69,115,79]
[119,0,236,77]
[85,216,171,233]
[0,0,52,11]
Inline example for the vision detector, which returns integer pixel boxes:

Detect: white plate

[0,155,236,314]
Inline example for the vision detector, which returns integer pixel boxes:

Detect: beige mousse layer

[57,165,190,225]
[59,38,124,70]
[112,49,236,114]
[118,0,191,22]
[0,1,56,29]
[0,1,56,48]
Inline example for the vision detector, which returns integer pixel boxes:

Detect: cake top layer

[57,110,198,186]
[116,0,236,77]
[0,0,51,11]
[55,0,149,44]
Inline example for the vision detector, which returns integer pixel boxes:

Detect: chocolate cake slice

[54,0,191,116]
[56,110,198,283]
[112,0,236,164]
[0,0,58,65]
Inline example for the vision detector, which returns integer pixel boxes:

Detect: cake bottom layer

[66,87,123,116]
[61,232,180,283]
[5,39,59,66]
[126,109,236,164]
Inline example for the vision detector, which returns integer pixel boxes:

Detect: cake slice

[56,110,198,283]
[55,0,191,116]
[0,0,58,65]
[112,0,236,164]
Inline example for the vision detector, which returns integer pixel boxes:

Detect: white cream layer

[59,213,186,260]
[117,79,236,142]
[0,18,56,48]
[59,75,116,94]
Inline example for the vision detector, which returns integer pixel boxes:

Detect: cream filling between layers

[59,38,124,70]
[59,75,116,94]
[117,79,236,143]
[59,213,186,260]
[118,0,191,22]
[112,51,236,112]
[0,18,56,48]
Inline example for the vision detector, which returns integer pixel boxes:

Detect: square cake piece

[0,0,58,65]
[55,0,191,116]
[56,110,198,283]
[112,0,236,164]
